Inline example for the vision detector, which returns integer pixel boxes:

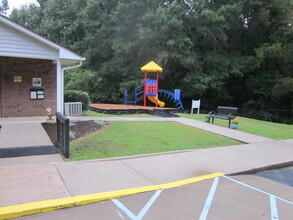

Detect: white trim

[56,60,62,113]
[62,61,83,71]
[0,53,58,61]
[59,61,83,114]
[0,15,85,62]
[56,60,83,114]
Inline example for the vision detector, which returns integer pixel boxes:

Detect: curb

[0,172,224,220]
[228,161,293,176]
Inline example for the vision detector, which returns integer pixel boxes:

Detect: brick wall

[0,57,56,117]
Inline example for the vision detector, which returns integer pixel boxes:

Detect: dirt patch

[42,120,108,145]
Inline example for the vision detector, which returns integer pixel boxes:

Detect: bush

[64,90,91,111]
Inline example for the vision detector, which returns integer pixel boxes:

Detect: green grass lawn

[66,121,241,161]
[179,114,293,140]
[83,110,157,117]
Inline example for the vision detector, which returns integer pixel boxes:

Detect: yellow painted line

[0,172,224,220]
[158,172,224,189]
[74,185,160,206]
[0,198,76,220]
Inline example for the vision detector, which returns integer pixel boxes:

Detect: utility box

[64,102,82,115]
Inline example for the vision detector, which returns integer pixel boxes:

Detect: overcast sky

[7,0,38,14]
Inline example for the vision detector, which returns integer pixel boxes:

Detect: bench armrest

[228,113,237,119]
[209,111,215,115]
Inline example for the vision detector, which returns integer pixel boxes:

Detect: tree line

[3,0,293,123]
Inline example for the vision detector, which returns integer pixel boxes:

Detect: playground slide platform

[88,104,179,118]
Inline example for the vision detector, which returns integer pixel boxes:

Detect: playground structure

[124,61,184,110]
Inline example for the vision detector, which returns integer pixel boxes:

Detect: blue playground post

[174,89,181,101]
[124,90,128,105]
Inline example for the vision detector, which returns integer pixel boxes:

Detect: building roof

[141,61,163,72]
[0,15,85,66]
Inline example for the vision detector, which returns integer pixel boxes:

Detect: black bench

[209,106,238,128]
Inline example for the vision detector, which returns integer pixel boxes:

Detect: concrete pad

[55,160,154,196]
[122,154,210,184]
[0,123,52,148]
[200,143,293,169]
[0,164,70,207]
[230,175,293,202]
[208,177,271,220]
[174,150,253,174]
[141,179,214,219]
[265,140,293,154]
[118,190,160,216]
[172,118,273,144]
[15,200,127,220]
[278,200,293,220]
[281,139,293,145]
[0,154,63,167]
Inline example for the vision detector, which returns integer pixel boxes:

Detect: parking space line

[112,190,162,220]
[112,199,136,219]
[223,176,293,204]
[136,190,162,219]
[199,177,220,220]
[270,195,279,220]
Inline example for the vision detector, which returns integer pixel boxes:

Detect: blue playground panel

[146,79,157,96]
[124,86,184,109]
[174,89,181,101]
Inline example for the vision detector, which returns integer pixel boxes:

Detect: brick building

[0,15,85,117]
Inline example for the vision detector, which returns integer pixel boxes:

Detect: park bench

[209,106,238,128]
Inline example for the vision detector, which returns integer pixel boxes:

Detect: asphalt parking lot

[14,173,293,220]
[257,166,293,187]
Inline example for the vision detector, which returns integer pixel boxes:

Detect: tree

[236,0,293,122]
[8,0,293,123]
[9,3,42,31]
[0,0,9,16]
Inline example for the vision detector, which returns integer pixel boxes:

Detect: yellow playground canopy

[141,61,163,72]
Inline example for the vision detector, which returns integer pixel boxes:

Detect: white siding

[0,23,58,60]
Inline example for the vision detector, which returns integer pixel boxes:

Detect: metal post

[156,72,159,107]
[144,71,147,107]
[56,112,70,158]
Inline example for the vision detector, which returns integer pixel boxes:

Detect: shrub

[64,90,91,111]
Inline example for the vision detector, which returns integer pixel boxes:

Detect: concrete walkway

[0,117,53,149]
[0,116,292,219]
[1,139,292,207]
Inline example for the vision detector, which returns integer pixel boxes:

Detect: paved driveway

[14,174,293,220]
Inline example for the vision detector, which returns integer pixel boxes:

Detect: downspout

[60,61,83,114]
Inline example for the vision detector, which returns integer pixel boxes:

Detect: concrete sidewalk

[0,115,292,218]
[0,117,53,149]
[0,138,292,208]
[0,123,53,149]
